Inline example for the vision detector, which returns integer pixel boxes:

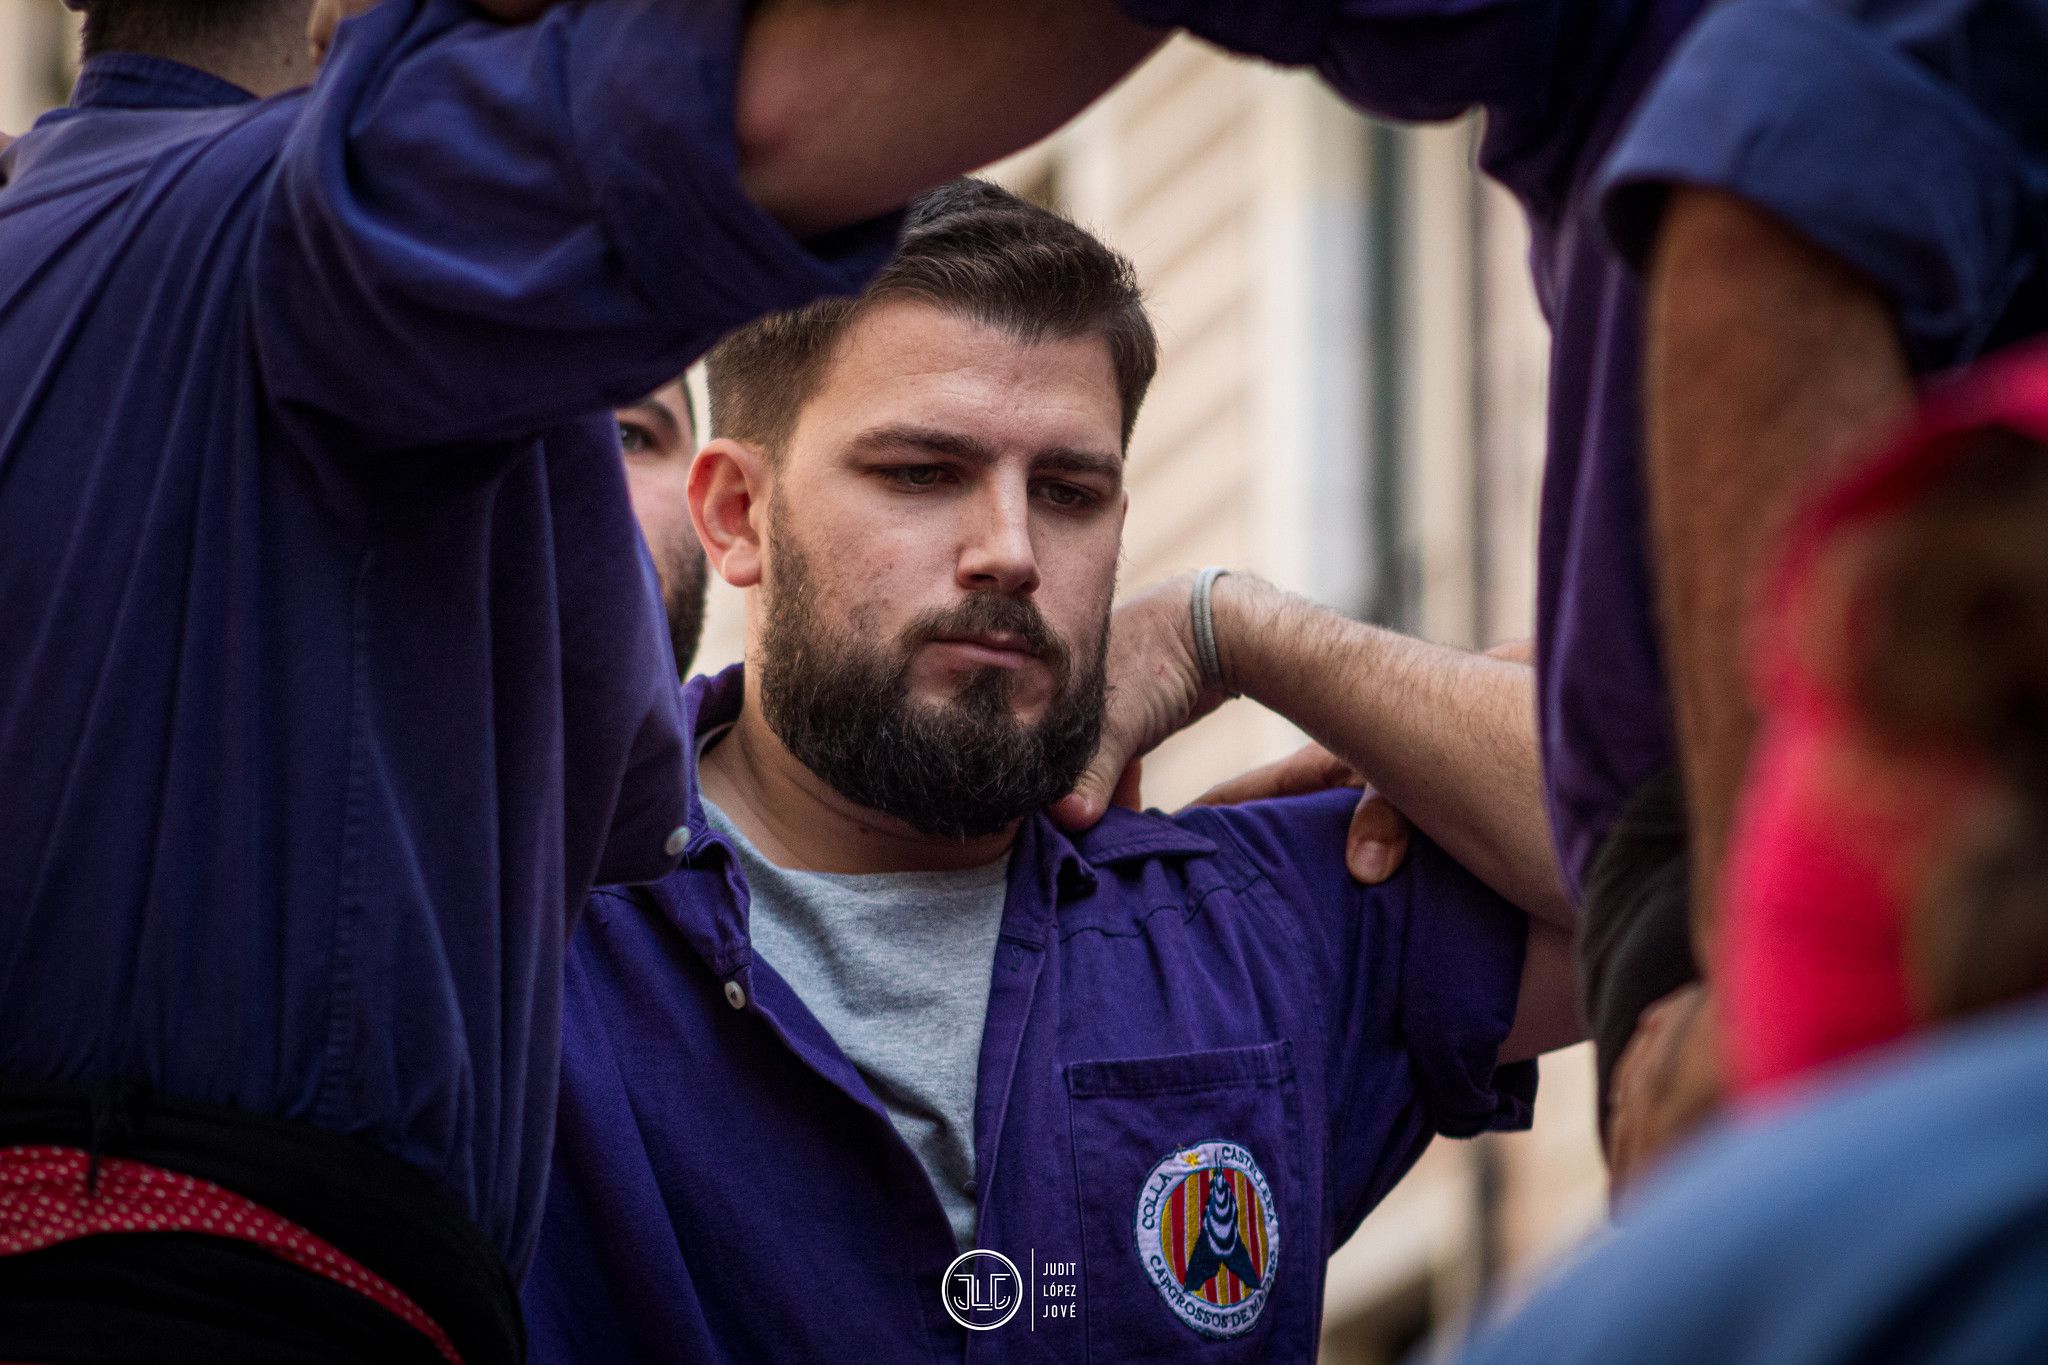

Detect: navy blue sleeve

[256,0,898,451]
[1187,791,1534,1229]
[1115,0,1340,64]
[545,429,691,890]
[1115,0,1672,216]
[1598,0,2048,370]
[1376,834,1536,1140]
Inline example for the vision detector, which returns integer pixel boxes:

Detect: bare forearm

[738,1,1164,237]
[1214,577,1571,929]
[1645,188,1910,953]
[1502,922,1585,1061]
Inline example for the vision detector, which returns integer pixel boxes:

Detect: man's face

[754,299,1128,838]
[618,379,711,675]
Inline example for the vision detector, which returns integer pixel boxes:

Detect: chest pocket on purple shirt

[1064,1040,1311,1362]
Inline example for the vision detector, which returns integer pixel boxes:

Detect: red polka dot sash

[0,1145,462,1364]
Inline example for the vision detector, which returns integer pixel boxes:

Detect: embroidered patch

[1133,1139,1279,1339]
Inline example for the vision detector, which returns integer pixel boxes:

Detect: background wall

[0,0,74,131]
[0,23,1606,1358]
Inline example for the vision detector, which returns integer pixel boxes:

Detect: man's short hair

[707,179,1157,455]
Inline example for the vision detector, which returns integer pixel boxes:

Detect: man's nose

[957,485,1041,596]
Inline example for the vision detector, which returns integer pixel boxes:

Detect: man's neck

[700,690,1019,876]
[109,3,320,100]
[192,43,316,100]
[170,35,315,99]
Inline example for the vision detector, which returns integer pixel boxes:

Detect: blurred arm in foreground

[1598,187,1912,1186]
[309,0,1164,239]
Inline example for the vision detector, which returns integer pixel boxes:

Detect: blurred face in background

[618,379,711,675]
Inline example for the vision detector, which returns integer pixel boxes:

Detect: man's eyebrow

[847,425,1123,481]
[845,424,995,463]
[618,399,683,446]
[1036,447,1124,483]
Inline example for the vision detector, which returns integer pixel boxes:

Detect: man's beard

[757,522,1108,840]
[657,535,711,678]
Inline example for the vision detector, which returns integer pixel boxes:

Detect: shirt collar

[673,664,742,858]
[70,54,258,111]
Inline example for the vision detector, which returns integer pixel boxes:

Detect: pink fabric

[1725,699,1930,1096]
[1726,340,2048,1101]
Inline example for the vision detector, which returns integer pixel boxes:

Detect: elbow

[732,49,814,234]
[1471,825,1574,933]
[1520,871,1577,935]
[731,3,894,239]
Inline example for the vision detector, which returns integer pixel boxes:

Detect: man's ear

[689,438,769,589]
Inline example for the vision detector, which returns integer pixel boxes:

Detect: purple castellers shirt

[0,2,895,1271]
[524,667,1534,1362]
[1119,0,2048,899]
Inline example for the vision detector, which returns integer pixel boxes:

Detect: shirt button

[723,980,747,1010]
[664,826,689,858]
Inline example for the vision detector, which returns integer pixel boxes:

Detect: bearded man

[524,180,1582,1364]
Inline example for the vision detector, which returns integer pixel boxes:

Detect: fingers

[1345,785,1410,883]
[1183,744,1407,885]
[1050,708,1148,829]
[1048,787,1108,831]
[1603,1019,1666,1193]
[308,0,379,66]
[1187,742,1357,808]
[1604,984,1721,1199]
[1110,759,1144,812]
[308,0,343,66]
[1054,574,1216,830]
[1050,739,1136,830]
[1184,743,1409,885]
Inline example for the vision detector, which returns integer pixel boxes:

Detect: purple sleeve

[1115,0,1340,63]
[1190,791,1535,1222]
[1118,0,1560,118]
[1387,833,1538,1139]
[1597,0,2047,370]
[1113,0,1658,213]
[256,0,899,451]
[590,669,688,890]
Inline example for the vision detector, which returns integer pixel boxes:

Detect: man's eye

[882,466,951,489]
[1038,481,1099,510]
[617,421,653,456]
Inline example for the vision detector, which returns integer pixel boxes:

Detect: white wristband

[1191,567,1233,696]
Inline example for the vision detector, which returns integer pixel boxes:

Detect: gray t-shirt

[701,794,1010,1249]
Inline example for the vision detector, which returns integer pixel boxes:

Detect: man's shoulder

[14,92,300,177]
[2,96,303,271]
[1058,788,1362,900]
[1069,790,1507,935]
[1161,787,1364,875]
